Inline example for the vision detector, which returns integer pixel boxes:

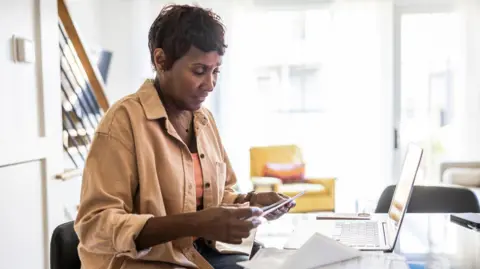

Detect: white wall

[0,1,41,140]
[0,0,64,268]
[66,0,102,48]
[96,0,154,102]
[67,0,156,103]
[450,0,480,160]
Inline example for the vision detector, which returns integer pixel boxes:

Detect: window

[429,70,453,127]
[256,65,324,113]
[252,8,331,114]
[286,65,323,112]
[397,12,459,184]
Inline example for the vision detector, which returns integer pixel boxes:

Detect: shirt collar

[137,79,209,127]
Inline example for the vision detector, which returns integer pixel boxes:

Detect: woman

[74,4,294,269]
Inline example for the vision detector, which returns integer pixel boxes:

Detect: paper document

[281,233,361,269]
[239,233,408,269]
[239,233,360,269]
[316,212,372,220]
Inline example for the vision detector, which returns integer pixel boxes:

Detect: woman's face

[155,46,222,111]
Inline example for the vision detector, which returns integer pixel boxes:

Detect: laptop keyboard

[332,221,381,248]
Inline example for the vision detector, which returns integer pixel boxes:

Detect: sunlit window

[399,12,460,184]
[252,9,332,114]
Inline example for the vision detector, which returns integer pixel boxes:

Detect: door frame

[392,1,455,183]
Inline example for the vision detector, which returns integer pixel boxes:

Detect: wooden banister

[58,0,110,112]
[55,168,83,181]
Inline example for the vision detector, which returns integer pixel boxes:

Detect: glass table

[254,213,480,269]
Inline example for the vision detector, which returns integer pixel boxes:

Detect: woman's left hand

[249,192,296,221]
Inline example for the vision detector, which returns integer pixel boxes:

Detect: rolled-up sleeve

[74,133,153,259]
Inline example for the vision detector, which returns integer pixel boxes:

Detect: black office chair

[50,221,264,264]
[375,185,480,213]
[50,221,81,269]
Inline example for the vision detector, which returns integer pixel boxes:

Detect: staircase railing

[57,0,110,180]
[58,0,109,111]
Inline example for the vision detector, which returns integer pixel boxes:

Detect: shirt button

[205,182,211,188]
[200,153,205,159]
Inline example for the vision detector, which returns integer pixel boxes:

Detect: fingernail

[251,217,261,227]
[251,207,263,215]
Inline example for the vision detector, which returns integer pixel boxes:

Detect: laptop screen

[386,143,423,246]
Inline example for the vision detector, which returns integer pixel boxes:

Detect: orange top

[192,153,204,207]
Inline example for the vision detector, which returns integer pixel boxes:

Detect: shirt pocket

[215,161,227,198]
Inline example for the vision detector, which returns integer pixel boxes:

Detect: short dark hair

[148,4,227,70]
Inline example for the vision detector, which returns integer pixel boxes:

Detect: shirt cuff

[136,247,152,258]
[222,191,240,205]
[112,213,154,259]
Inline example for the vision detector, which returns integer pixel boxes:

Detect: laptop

[285,143,423,252]
[450,213,480,231]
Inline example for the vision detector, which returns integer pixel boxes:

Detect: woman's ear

[153,48,166,72]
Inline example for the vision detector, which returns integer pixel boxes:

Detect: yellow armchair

[250,145,335,212]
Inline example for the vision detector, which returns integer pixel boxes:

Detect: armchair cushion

[277,183,325,194]
[263,163,305,183]
[251,176,282,186]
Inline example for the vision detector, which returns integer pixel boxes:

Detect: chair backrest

[50,221,81,269]
[375,185,480,213]
[250,145,304,177]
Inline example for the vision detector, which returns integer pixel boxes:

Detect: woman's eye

[192,67,220,76]
[193,69,205,75]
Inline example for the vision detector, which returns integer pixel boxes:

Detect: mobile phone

[260,191,306,217]
[246,191,306,221]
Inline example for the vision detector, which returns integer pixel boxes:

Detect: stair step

[63,128,94,137]
[67,145,89,155]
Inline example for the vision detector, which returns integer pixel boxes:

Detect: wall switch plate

[12,35,35,63]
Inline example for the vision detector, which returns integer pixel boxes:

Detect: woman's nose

[203,75,215,91]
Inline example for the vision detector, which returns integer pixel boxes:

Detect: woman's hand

[197,206,263,244]
[249,192,296,221]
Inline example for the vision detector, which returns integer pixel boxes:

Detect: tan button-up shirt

[74,80,240,269]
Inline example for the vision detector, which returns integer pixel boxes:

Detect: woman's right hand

[197,206,263,244]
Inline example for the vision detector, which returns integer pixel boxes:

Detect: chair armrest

[304,177,336,195]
